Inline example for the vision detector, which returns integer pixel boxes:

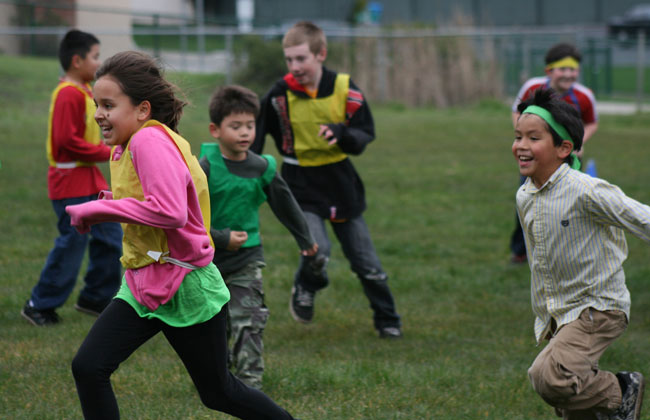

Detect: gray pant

[296,212,401,330]
[528,308,627,419]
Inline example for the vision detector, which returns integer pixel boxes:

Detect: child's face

[283,42,326,90]
[77,44,101,84]
[546,66,579,94]
[209,112,256,161]
[94,76,149,147]
[512,113,572,188]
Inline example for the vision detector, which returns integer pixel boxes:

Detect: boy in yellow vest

[199,85,317,389]
[21,29,122,326]
[252,21,402,338]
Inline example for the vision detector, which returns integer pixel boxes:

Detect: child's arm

[53,87,111,162]
[589,180,650,241]
[264,173,317,254]
[66,127,192,232]
[319,80,374,156]
[251,89,281,155]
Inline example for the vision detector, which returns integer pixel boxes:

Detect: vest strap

[146,250,201,270]
[55,162,79,169]
[282,156,299,165]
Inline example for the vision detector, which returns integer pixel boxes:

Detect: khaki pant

[528,308,627,419]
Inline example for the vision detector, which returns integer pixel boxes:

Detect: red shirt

[47,84,111,200]
[512,76,598,124]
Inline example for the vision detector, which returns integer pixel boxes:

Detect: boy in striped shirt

[513,88,646,420]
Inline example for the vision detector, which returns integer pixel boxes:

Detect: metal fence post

[636,30,645,113]
[225,32,233,84]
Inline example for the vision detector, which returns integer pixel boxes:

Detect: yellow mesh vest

[287,73,349,167]
[46,82,100,167]
[111,120,213,269]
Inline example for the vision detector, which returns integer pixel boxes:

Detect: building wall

[76,0,135,58]
[0,4,20,54]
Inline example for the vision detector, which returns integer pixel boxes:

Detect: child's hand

[227,231,248,251]
[318,125,338,145]
[301,243,319,256]
[66,205,91,234]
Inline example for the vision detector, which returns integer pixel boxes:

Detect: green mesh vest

[200,144,276,248]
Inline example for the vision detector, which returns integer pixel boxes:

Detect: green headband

[522,105,581,170]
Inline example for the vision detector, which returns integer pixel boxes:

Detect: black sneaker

[74,295,110,317]
[21,301,60,326]
[290,284,315,323]
[378,326,403,339]
[610,371,645,420]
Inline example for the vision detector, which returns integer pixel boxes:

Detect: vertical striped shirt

[516,163,650,343]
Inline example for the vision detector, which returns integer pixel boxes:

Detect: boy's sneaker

[378,326,403,339]
[21,301,60,326]
[290,284,315,323]
[74,295,110,317]
[609,371,645,420]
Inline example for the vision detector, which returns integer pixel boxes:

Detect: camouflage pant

[223,261,269,389]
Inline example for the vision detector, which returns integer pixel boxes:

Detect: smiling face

[546,65,579,94]
[512,113,572,188]
[283,42,326,91]
[209,112,256,161]
[93,75,150,146]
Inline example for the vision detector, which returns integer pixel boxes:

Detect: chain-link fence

[1,1,649,107]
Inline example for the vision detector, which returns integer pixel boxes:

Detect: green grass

[3,54,650,419]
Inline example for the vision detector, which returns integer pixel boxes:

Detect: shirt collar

[522,163,570,194]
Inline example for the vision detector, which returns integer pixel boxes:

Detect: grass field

[2,54,650,419]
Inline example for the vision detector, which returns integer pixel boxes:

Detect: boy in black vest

[253,21,402,338]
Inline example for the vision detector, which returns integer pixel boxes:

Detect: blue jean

[296,212,401,330]
[30,195,123,310]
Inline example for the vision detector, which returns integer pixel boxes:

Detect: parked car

[608,4,650,40]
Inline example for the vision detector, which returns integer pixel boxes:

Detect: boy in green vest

[253,21,402,338]
[199,85,317,389]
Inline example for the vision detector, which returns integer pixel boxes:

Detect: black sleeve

[264,173,315,250]
[253,86,281,155]
[199,156,210,177]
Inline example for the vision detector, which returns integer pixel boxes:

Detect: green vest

[200,144,276,248]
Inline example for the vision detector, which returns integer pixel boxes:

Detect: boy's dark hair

[545,43,581,64]
[96,51,186,132]
[517,88,584,166]
[209,85,260,126]
[59,29,100,71]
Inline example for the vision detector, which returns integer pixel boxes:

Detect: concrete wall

[76,0,135,59]
[0,4,20,55]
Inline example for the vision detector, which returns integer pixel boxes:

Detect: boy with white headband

[514,87,645,420]
[509,43,599,264]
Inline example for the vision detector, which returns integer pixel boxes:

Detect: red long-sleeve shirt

[47,83,111,200]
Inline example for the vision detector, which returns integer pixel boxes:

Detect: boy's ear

[316,46,327,62]
[137,100,152,121]
[71,54,82,69]
[209,122,221,139]
[557,140,573,159]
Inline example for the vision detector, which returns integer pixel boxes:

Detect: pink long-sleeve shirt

[66,126,214,310]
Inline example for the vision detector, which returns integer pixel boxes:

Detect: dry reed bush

[328,13,503,107]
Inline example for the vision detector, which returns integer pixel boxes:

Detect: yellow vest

[287,73,349,167]
[111,120,213,269]
[46,82,100,168]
